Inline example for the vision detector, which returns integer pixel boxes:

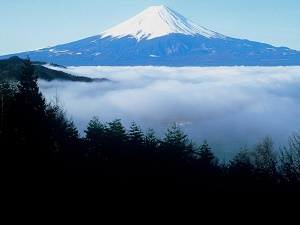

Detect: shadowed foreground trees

[1,57,299,202]
[2,56,53,178]
[279,131,300,183]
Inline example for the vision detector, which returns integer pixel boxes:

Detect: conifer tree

[105,118,127,149]
[193,139,221,185]
[144,127,158,152]
[197,139,218,167]
[85,116,106,142]
[46,93,79,155]
[84,115,106,161]
[160,123,195,162]
[104,118,128,162]
[0,77,18,142]
[228,146,254,175]
[127,121,144,152]
[227,146,256,190]
[5,56,52,175]
[252,135,278,181]
[278,131,300,183]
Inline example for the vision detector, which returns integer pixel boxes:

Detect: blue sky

[1,0,299,55]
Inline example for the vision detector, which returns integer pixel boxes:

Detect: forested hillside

[1,57,299,204]
[0,56,108,82]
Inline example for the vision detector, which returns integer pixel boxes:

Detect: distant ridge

[0,56,108,82]
[0,5,300,66]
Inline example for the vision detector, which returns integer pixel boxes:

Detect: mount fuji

[1,5,300,66]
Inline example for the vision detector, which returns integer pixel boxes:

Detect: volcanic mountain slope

[1,5,299,66]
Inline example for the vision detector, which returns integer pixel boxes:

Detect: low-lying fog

[39,65,300,160]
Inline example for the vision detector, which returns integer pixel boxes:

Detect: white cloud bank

[39,65,300,160]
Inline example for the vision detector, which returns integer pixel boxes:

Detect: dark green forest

[1,57,299,204]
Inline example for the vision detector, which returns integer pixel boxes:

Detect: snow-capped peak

[100,5,225,41]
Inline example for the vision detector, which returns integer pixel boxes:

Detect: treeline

[1,57,299,202]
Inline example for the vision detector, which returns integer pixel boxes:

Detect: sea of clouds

[39,65,300,160]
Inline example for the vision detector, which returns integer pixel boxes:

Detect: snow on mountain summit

[1,5,299,66]
[100,5,225,41]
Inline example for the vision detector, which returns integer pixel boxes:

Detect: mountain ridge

[0,5,299,66]
[0,56,109,82]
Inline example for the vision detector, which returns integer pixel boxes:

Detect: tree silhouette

[84,115,106,162]
[158,123,196,184]
[102,118,128,180]
[0,76,18,142]
[227,145,256,193]
[197,139,218,167]
[104,118,127,153]
[278,131,300,183]
[4,56,52,179]
[160,123,195,163]
[127,120,144,152]
[252,135,278,182]
[45,93,80,172]
[144,127,158,152]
